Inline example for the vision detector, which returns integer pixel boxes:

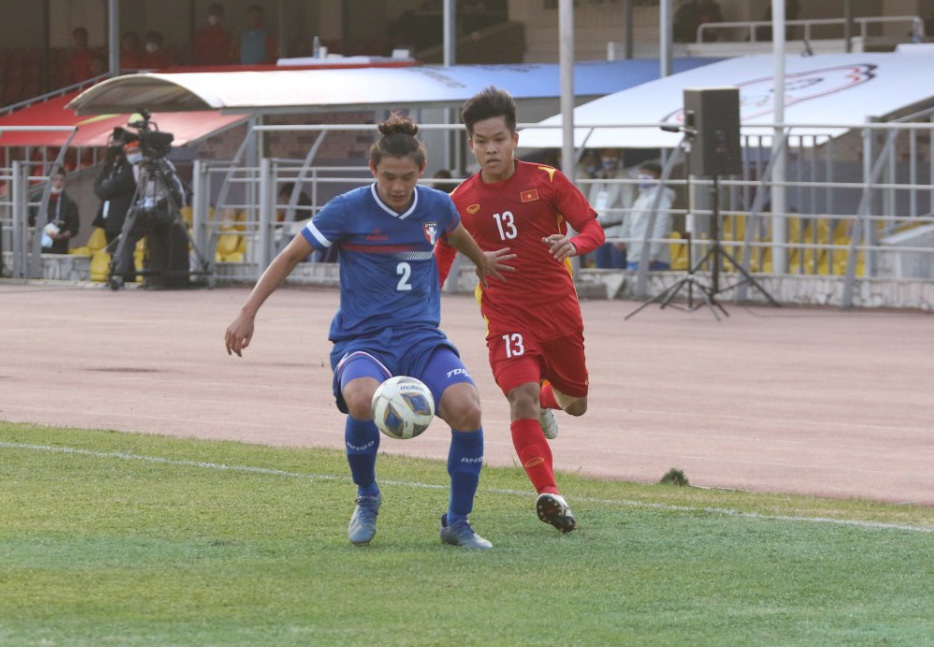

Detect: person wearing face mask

[587,148,633,269]
[29,167,80,255]
[93,141,137,248]
[619,161,675,271]
[109,139,186,288]
[194,3,235,65]
[139,31,173,69]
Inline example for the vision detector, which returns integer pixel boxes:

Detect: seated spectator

[576,149,600,180]
[120,31,143,70]
[139,31,173,69]
[240,4,277,64]
[70,27,93,83]
[194,3,235,65]
[620,161,675,271]
[431,169,459,193]
[29,167,80,255]
[276,182,312,224]
[673,0,723,43]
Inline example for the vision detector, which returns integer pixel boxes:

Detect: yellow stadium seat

[90,249,111,282]
[668,232,688,271]
[87,227,107,254]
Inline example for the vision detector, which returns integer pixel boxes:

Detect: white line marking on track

[3,441,932,534]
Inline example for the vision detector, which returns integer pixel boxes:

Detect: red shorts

[487,327,589,398]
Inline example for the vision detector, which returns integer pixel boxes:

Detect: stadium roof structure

[0,92,247,149]
[517,48,934,150]
[64,58,720,115]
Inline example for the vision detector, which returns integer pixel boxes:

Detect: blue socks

[446,429,484,524]
[345,416,380,498]
[346,419,483,520]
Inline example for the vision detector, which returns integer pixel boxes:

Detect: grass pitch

[1,422,933,647]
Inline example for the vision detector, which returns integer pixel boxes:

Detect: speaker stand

[626,174,779,321]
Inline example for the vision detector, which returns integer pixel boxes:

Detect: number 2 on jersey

[493,211,517,240]
[501,332,525,358]
[396,262,412,291]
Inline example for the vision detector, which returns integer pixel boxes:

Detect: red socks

[540,381,560,410]
[510,418,558,495]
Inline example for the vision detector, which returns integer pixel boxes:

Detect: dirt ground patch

[3,281,932,505]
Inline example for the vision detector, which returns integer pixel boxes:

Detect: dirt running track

[2,281,932,505]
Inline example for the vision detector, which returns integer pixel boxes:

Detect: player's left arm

[446,223,515,288]
[543,174,605,262]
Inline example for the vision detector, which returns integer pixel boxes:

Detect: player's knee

[563,397,587,417]
[342,376,379,420]
[507,383,540,419]
[446,397,482,431]
[345,396,373,420]
[438,383,482,430]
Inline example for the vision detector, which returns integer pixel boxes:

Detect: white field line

[3,441,932,535]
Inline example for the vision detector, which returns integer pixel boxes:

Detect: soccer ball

[371,376,435,440]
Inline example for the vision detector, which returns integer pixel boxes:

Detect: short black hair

[639,161,662,177]
[460,86,517,136]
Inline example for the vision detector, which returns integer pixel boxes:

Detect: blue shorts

[330,326,475,413]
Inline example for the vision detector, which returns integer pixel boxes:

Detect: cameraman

[111,139,185,287]
[93,139,137,248]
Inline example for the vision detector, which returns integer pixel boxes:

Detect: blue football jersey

[301,184,460,341]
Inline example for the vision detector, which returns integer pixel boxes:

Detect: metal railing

[4,119,934,308]
[697,15,925,45]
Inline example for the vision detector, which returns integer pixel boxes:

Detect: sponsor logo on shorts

[523,457,545,468]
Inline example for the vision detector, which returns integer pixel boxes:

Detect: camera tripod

[625,173,779,321]
[108,158,211,291]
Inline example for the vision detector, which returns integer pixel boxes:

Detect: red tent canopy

[0,91,247,148]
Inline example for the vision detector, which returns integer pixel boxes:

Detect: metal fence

[3,119,934,308]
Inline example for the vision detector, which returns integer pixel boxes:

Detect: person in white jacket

[587,148,634,269]
[620,161,675,271]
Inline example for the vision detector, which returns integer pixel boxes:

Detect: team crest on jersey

[520,188,540,203]
[423,222,438,244]
[466,203,480,214]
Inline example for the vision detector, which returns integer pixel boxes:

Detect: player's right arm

[225,234,314,357]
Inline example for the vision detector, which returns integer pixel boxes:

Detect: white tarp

[518,49,934,150]
[66,59,718,115]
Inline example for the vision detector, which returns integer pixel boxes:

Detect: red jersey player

[436,86,605,533]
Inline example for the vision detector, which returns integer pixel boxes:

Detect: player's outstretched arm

[225,234,315,356]
[446,223,515,287]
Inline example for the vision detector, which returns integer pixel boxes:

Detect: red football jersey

[441,160,599,341]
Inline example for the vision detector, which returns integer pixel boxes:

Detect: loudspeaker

[684,87,742,177]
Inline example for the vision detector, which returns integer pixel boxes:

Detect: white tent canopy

[518,48,934,150]
[67,59,718,115]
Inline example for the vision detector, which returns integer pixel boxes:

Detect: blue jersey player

[225,114,514,549]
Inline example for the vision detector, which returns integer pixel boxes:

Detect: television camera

[110,108,174,160]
